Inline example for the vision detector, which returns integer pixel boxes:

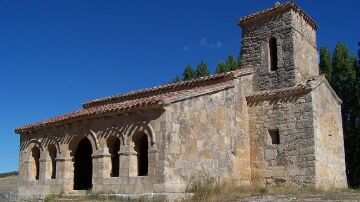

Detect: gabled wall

[248,91,316,187]
[163,74,253,192]
[311,82,347,190]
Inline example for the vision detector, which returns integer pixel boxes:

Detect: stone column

[148,146,158,176]
[22,154,32,181]
[39,152,47,182]
[56,151,73,192]
[128,145,138,177]
[119,145,130,180]
[92,148,111,188]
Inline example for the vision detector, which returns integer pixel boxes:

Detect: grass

[182,174,360,202]
[43,191,159,202]
[184,174,253,201]
[0,171,18,178]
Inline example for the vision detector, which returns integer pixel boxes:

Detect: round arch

[126,122,155,146]
[68,131,99,156]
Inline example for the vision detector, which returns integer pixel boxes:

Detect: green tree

[195,61,210,77]
[171,75,181,83]
[332,42,356,103]
[331,42,358,187]
[215,62,228,74]
[319,47,333,83]
[225,54,239,71]
[182,64,195,81]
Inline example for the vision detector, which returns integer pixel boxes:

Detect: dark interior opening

[48,145,57,179]
[269,129,280,144]
[110,138,120,177]
[269,37,278,71]
[31,147,40,180]
[134,133,148,176]
[74,138,93,190]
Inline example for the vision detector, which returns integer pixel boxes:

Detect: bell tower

[238,2,319,91]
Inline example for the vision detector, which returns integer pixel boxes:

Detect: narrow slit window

[269,129,280,144]
[269,37,278,71]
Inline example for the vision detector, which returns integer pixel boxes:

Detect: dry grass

[183,174,253,201]
[0,174,17,192]
[182,174,360,202]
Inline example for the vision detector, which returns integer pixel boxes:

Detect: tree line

[320,42,360,188]
[171,54,241,83]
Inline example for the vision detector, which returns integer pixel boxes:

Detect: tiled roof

[237,2,318,30]
[83,67,253,108]
[246,75,327,101]
[14,96,164,134]
[15,67,253,134]
[246,84,310,101]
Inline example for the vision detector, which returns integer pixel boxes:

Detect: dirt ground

[0,174,17,201]
[0,175,17,192]
[1,175,360,201]
[239,192,360,201]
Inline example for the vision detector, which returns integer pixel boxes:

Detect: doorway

[73,138,93,190]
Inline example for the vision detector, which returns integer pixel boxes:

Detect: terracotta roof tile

[82,67,253,108]
[238,2,318,30]
[15,67,253,134]
[14,96,164,134]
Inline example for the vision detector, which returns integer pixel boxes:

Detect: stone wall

[248,92,316,187]
[291,11,319,83]
[163,76,253,191]
[18,109,168,199]
[240,9,319,91]
[240,9,297,91]
[311,82,347,190]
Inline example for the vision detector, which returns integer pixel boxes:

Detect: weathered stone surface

[16,2,347,200]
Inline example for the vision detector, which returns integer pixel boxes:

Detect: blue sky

[0,0,359,173]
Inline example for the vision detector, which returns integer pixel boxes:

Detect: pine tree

[331,42,358,187]
[215,62,228,74]
[195,61,210,77]
[332,42,356,94]
[225,54,239,71]
[319,47,333,83]
[171,75,181,83]
[182,64,195,81]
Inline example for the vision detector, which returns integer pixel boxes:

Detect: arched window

[269,37,278,71]
[107,138,120,177]
[31,146,40,180]
[133,133,148,176]
[48,145,57,179]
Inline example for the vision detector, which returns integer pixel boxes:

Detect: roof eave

[237,2,318,30]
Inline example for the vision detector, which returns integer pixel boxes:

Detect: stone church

[15,2,347,200]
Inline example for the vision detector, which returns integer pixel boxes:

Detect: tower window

[269,37,278,71]
[269,129,280,144]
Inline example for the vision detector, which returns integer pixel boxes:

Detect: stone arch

[126,122,155,147]
[126,122,155,176]
[26,140,43,181]
[26,139,43,153]
[106,136,121,177]
[47,136,61,156]
[69,130,99,156]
